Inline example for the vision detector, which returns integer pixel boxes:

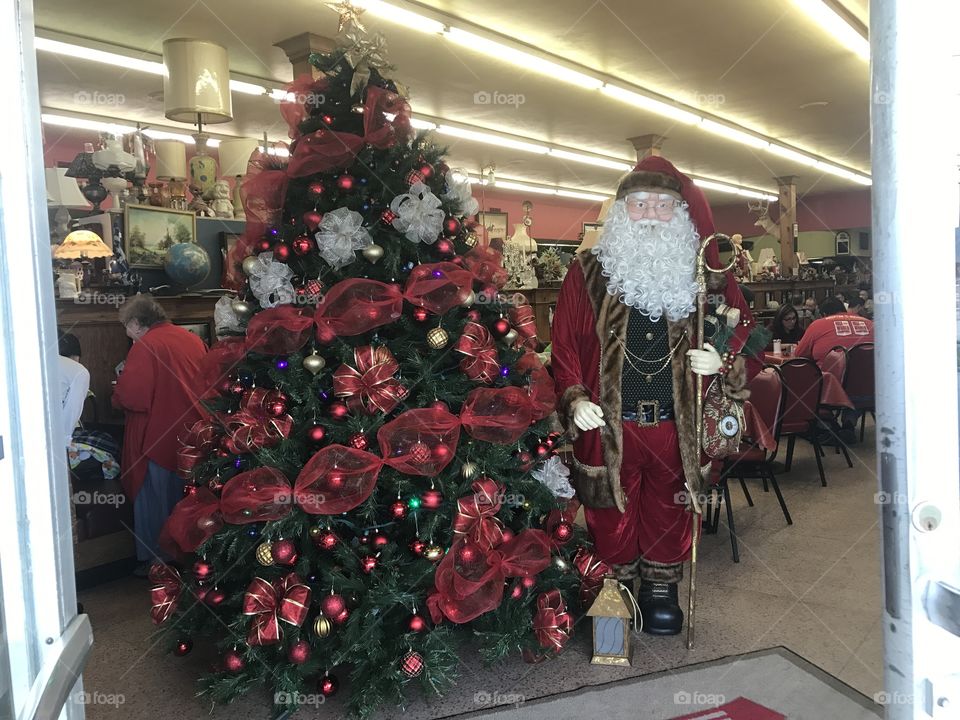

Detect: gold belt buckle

[637,400,660,427]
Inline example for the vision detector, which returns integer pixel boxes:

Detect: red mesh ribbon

[149,564,182,625]
[279,74,329,140]
[159,488,223,555]
[177,419,220,478]
[515,351,556,421]
[219,388,293,453]
[220,467,294,524]
[403,262,474,314]
[455,322,500,384]
[464,245,509,288]
[378,408,461,477]
[573,546,611,607]
[314,279,404,341]
[432,530,552,623]
[509,304,538,350]
[363,85,412,147]
[533,589,573,652]
[294,444,382,514]
[460,386,533,445]
[198,337,247,398]
[245,305,314,355]
[451,477,506,550]
[332,346,406,415]
[242,573,311,646]
[240,147,290,257]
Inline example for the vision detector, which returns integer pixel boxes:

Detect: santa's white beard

[592,200,699,322]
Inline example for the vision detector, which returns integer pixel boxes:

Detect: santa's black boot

[638,581,684,635]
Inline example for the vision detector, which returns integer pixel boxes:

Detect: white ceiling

[33,0,873,204]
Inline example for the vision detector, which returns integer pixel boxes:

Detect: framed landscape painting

[124,205,196,269]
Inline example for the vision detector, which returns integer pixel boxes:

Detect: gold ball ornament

[424,544,444,562]
[553,556,571,572]
[255,542,274,566]
[426,327,449,350]
[302,352,326,375]
[461,290,476,308]
[231,298,253,320]
[460,461,478,480]
[241,256,260,276]
[362,244,384,263]
[313,615,333,638]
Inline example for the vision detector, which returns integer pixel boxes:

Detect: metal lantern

[586,576,633,666]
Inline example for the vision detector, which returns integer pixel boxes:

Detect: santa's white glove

[572,400,606,431]
[686,343,722,376]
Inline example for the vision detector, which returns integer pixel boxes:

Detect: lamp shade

[218,137,258,176]
[163,38,233,125]
[64,152,99,180]
[45,168,90,209]
[154,140,188,180]
[54,230,114,260]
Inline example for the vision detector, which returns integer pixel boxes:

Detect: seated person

[795,297,874,366]
[58,332,90,448]
[766,304,805,348]
[846,294,869,318]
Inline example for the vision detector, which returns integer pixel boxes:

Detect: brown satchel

[701,376,745,459]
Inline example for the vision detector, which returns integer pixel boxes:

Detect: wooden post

[627,134,668,162]
[775,175,798,275]
[274,33,337,79]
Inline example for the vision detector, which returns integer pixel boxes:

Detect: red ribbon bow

[573,546,612,607]
[332,346,406,414]
[149,564,182,625]
[455,322,500,384]
[509,304,538,349]
[219,388,293,454]
[177,419,220,478]
[532,589,573,653]
[451,477,505,550]
[242,573,312,646]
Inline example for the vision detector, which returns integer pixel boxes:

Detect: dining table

[762,353,853,409]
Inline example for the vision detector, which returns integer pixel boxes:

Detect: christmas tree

[149,20,596,719]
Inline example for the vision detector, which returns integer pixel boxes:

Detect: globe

[164,243,211,287]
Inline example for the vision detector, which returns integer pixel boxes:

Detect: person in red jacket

[794,297,874,368]
[551,156,759,636]
[113,295,208,575]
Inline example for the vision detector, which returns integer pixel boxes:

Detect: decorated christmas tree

[149,18,598,719]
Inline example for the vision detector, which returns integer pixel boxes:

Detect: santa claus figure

[552,156,758,635]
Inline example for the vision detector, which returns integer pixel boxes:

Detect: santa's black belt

[622,400,674,427]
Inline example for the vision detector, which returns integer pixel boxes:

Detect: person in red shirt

[795,297,874,368]
[113,295,208,575]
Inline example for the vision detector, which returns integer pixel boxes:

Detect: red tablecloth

[762,355,853,409]
[742,400,776,451]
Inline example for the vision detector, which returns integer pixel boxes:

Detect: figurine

[209,180,235,219]
[188,187,216,218]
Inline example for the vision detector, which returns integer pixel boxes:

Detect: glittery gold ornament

[255,542,274,566]
[424,544,444,561]
[313,615,332,638]
[464,232,479,248]
[426,327,449,350]
[461,290,476,308]
[460,461,478,480]
[362,244,384,263]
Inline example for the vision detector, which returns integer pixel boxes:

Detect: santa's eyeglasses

[625,193,680,221]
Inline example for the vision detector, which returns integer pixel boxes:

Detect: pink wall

[711,188,872,236]
[470,188,601,242]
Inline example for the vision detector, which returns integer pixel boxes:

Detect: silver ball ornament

[241,256,259,276]
[231,298,253,320]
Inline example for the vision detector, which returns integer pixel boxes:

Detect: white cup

[772,339,782,355]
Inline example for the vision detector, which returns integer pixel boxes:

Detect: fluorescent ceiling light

[548,148,633,171]
[230,80,267,95]
[791,0,869,60]
[700,119,770,149]
[815,162,872,185]
[261,145,291,157]
[352,0,446,34]
[409,116,437,130]
[445,27,603,90]
[35,37,165,75]
[436,124,549,154]
[765,144,822,167]
[601,84,703,125]
[42,113,135,135]
[493,180,557,195]
[556,189,610,201]
[694,178,778,202]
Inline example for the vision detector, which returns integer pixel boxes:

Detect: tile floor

[78,426,883,719]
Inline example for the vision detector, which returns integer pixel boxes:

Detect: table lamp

[46,168,91,243]
[53,230,115,295]
[217,137,258,218]
[65,143,107,211]
[154,139,189,210]
[163,38,233,199]
[577,197,615,253]
[93,138,137,211]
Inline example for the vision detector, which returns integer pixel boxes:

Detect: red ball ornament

[380,209,397,224]
[510,583,524,599]
[412,307,429,322]
[327,470,345,491]
[451,256,465,266]
[535,443,551,459]
[401,650,424,678]
[390,499,407,519]
[314,530,338,550]
[435,239,454,256]
[409,538,426,556]
[230,381,246,396]
[317,326,336,344]
[408,614,427,632]
[456,542,482,567]
[265,390,289,417]
[334,608,350,624]
[174,639,193,656]
[192,560,214,582]
[271,539,298,566]
[465,309,481,323]
[517,451,534,470]
[429,399,448,412]
[409,441,432,464]
[287,640,311,664]
[183,484,199,497]
[431,443,452,463]
[551,521,574,544]
[522,575,537,589]
[328,402,349,420]
[421,488,443,509]
[206,588,226,606]
[273,242,291,262]
[308,181,325,196]
[501,528,515,543]
[303,210,323,230]
[418,162,434,179]
[307,424,327,443]
[321,114,334,126]
[405,170,424,185]
[320,593,346,618]
[360,555,378,574]
[222,649,245,673]
[492,317,511,336]
[336,174,355,191]
[292,235,313,255]
[256,238,272,253]
[318,674,339,697]
[194,586,209,603]
[443,216,461,237]
[348,432,368,450]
